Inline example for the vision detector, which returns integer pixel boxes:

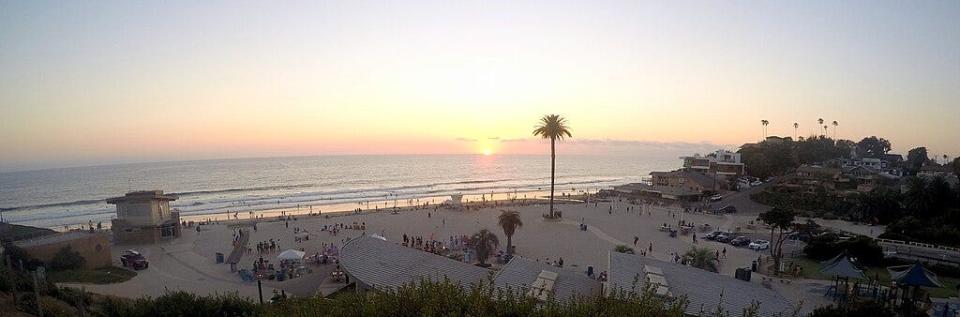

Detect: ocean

[0,155,677,229]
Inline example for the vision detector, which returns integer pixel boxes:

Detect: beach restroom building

[108,190,181,244]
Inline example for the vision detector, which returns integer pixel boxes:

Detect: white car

[709,194,723,201]
[748,240,770,251]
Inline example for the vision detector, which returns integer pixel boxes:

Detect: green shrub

[613,245,635,254]
[49,245,85,271]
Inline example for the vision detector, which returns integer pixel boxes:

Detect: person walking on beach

[633,236,638,246]
[722,247,727,258]
[648,242,653,253]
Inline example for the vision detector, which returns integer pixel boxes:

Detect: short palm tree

[533,114,572,218]
[470,229,500,266]
[498,210,523,255]
[683,247,719,272]
[832,121,838,138]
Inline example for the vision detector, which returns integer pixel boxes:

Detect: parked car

[715,233,733,243]
[749,240,770,251]
[717,205,737,213]
[120,250,149,270]
[704,231,723,240]
[709,194,723,202]
[729,236,751,247]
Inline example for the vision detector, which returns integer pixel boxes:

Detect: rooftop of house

[493,256,601,303]
[339,235,491,291]
[606,252,795,317]
[650,170,717,188]
[106,190,178,204]
[12,231,104,249]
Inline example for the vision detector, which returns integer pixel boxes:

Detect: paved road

[878,241,960,265]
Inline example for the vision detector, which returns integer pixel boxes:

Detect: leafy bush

[2,243,45,270]
[613,245,635,254]
[49,245,85,271]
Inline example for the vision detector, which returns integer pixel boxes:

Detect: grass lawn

[789,257,960,298]
[48,266,137,284]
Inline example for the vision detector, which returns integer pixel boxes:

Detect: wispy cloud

[455,137,478,142]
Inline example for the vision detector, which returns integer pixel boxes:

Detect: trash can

[216,253,224,264]
[751,261,757,272]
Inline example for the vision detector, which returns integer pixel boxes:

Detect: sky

[1,0,958,171]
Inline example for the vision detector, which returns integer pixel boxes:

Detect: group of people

[256,239,281,254]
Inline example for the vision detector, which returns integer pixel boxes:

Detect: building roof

[340,235,491,290]
[607,252,795,317]
[106,190,178,204]
[12,231,104,249]
[649,170,717,188]
[492,256,601,303]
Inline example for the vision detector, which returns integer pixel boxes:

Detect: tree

[470,229,499,266]
[760,120,769,139]
[906,147,929,175]
[853,188,901,224]
[953,157,960,178]
[856,136,891,159]
[758,208,795,275]
[817,118,824,136]
[50,245,85,271]
[793,122,799,139]
[532,114,572,218]
[498,210,523,255]
[831,121,838,138]
[682,247,719,272]
[903,176,932,216]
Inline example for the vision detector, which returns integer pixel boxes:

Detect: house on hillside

[680,150,745,178]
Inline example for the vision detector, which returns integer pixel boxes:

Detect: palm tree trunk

[506,235,513,254]
[550,136,556,218]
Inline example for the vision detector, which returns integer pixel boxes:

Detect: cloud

[455,137,478,142]
[487,137,500,140]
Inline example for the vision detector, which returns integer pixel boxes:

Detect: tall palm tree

[832,121,839,138]
[817,118,824,136]
[498,210,523,255]
[793,122,799,140]
[760,120,769,139]
[533,114,572,218]
[470,229,499,266]
[904,176,932,216]
[682,247,719,272]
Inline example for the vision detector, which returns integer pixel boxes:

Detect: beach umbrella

[277,249,305,261]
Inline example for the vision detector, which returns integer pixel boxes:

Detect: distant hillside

[0,222,57,242]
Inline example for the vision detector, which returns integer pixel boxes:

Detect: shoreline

[45,189,600,232]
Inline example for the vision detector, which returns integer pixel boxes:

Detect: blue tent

[888,264,943,288]
[820,254,866,280]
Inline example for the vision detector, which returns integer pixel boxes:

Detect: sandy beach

[53,196,800,304]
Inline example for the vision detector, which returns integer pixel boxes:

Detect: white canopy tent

[277,249,306,261]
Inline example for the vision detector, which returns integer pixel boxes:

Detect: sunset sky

[1,1,958,171]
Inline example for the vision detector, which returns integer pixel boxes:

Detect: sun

[482,148,492,156]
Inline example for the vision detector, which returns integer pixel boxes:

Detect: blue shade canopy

[887,264,943,288]
[819,254,866,280]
